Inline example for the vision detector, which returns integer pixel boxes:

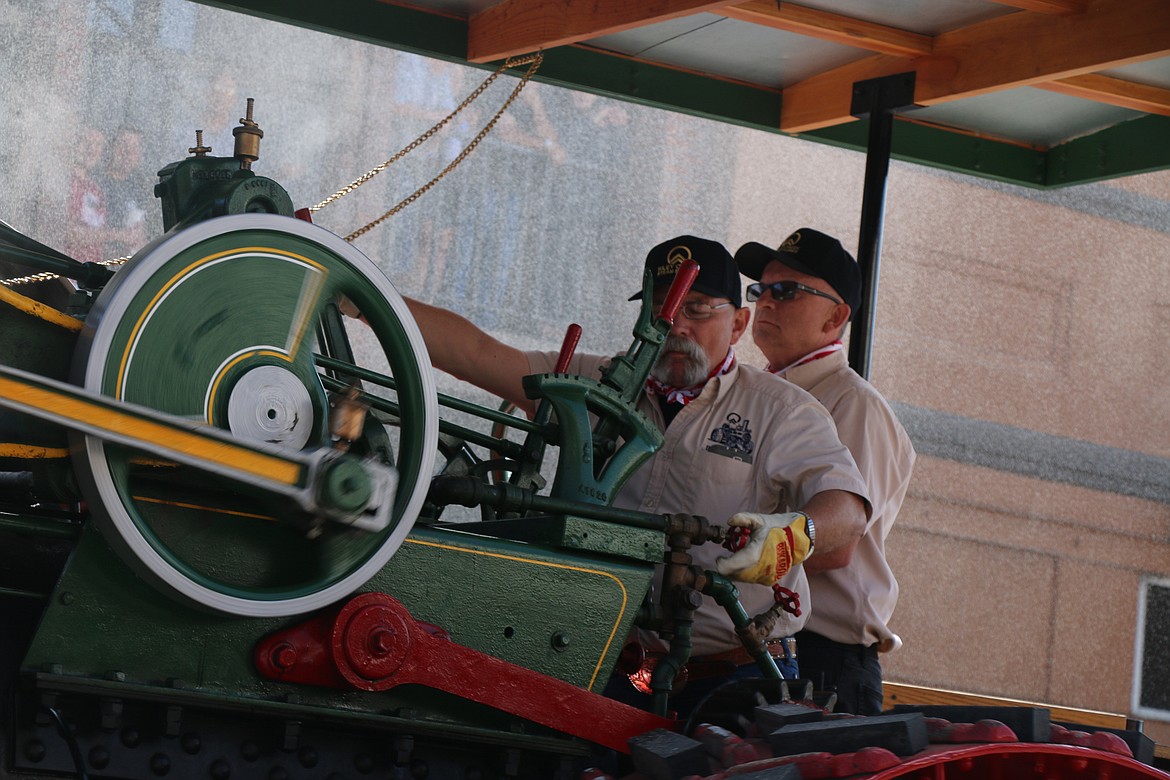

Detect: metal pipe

[316,373,530,459]
[0,513,81,540]
[427,475,671,531]
[704,574,781,680]
[314,354,546,434]
[0,244,114,288]
[650,619,692,717]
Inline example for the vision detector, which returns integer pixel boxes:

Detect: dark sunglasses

[745,280,843,305]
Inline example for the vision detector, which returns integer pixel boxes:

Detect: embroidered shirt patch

[706,412,754,463]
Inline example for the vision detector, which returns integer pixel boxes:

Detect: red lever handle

[656,258,699,324]
[555,323,582,373]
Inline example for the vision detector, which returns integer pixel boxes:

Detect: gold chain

[1,51,543,285]
[326,51,544,242]
[1,256,128,287]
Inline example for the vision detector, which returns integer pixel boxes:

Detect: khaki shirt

[527,350,870,656]
[780,350,916,652]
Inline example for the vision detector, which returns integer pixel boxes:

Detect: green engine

[0,101,728,779]
[3,102,1163,780]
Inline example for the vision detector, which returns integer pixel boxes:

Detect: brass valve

[330,383,368,452]
[232,97,263,170]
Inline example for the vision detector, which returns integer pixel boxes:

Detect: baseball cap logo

[657,244,692,277]
[779,232,801,253]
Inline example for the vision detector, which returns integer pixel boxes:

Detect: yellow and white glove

[715,512,814,586]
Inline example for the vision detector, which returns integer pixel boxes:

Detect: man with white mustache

[405,234,870,717]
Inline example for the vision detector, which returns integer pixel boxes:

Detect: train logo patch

[706,412,754,463]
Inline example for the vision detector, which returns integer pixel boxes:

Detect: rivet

[23,739,46,762]
[89,745,111,769]
[150,752,171,775]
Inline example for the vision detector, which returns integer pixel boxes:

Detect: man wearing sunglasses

[403,234,870,717]
[735,228,916,715]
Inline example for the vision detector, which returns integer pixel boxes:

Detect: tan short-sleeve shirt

[527,350,870,656]
[780,350,916,652]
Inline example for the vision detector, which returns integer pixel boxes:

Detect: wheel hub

[226,364,315,450]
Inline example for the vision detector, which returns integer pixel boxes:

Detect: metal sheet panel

[910,87,1145,148]
[586,14,869,87]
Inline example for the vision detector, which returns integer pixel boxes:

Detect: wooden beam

[780,0,1170,133]
[1036,73,1170,117]
[883,683,1129,730]
[467,0,741,63]
[721,1,932,57]
[987,0,1085,15]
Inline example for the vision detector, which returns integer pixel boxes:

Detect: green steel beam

[805,118,1048,189]
[191,0,1170,189]
[1046,114,1170,188]
[194,0,469,61]
[536,46,783,130]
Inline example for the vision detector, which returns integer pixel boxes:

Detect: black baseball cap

[629,235,741,307]
[735,228,861,316]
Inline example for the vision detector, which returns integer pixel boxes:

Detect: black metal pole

[849,109,892,380]
[848,73,916,380]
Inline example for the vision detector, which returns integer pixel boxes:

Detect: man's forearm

[402,297,534,413]
[800,489,865,570]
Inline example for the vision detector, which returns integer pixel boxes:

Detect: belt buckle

[769,636,797,661]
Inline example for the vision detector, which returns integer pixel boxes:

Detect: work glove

[715,512,813,586]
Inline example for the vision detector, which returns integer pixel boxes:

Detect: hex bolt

[281,721,301,752]
[165,706,183,738]
[551,632,571,651]
[270,643,297,671]
[100,697,124,731]
[392,735,414,765]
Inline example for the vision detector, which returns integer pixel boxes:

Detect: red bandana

[767,340,842,376]
[645,347,736,405]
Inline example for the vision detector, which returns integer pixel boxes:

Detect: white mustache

[661,335,705,361]
[652,336,708,386]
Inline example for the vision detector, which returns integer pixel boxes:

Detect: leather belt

[624,637,797,693]
[692,636,797,669]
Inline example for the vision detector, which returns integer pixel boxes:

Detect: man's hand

[715,512,813,585]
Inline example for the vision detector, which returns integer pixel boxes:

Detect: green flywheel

[71,214,438,617]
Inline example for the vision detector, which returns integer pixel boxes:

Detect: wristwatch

[803,512,816,551]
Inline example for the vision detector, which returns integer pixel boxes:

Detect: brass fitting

[233,97,263,170]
